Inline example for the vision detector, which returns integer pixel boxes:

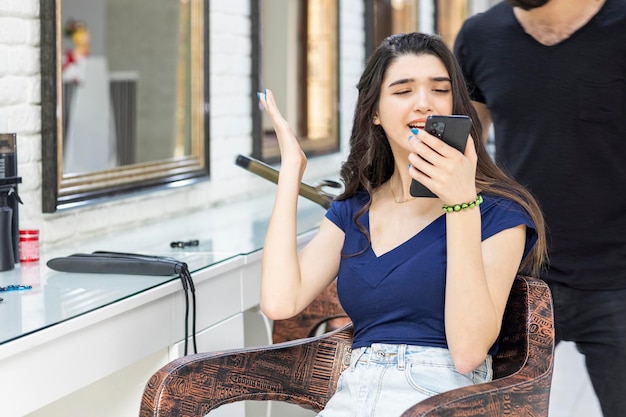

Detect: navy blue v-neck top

[325,192,537,354]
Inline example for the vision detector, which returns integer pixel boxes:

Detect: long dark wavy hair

[337,32,547,276]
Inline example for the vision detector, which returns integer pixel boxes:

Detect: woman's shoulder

[326,191,369,227]
[331,191,370,209]
[480,193,539,262]
[481,192,525,213]
[480,193,534,228]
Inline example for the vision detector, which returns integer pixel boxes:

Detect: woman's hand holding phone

[408,115,478,204]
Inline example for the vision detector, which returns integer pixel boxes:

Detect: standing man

[454,0,626,415]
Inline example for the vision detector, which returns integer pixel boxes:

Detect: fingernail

[411,128,419,135]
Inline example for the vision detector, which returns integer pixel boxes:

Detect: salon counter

[0,194,326,417]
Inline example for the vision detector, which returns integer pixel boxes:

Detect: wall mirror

[251,0,340,164]
[41,0,209,213]
[364,0,470,54]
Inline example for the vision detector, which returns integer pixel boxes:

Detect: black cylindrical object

[0,134,19,263]
[0,194,15,271]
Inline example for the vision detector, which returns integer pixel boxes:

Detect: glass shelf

[0,194,326,346]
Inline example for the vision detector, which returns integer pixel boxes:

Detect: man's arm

[472,101,492,145]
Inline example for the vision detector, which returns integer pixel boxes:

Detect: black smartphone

[409,115,473,198]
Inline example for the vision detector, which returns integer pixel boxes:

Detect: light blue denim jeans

[317,343,492,417]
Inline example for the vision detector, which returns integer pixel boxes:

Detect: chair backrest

[273,275,554,379]
[272,279,348,343]
[272,276,554,378]
[493,275,554,379]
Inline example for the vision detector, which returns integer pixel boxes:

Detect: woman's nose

[413,89,432,113]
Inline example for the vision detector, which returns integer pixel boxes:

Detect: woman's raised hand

[257,89,307,177]
[257,89,314,319]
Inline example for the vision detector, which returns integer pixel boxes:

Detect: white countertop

[0,193,327,350]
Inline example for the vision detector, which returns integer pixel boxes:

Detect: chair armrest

[140,325,353,417]
[400,369,553,416]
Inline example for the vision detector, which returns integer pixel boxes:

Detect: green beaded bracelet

[442,194,483,213]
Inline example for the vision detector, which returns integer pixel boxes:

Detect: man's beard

[506,0,551,10]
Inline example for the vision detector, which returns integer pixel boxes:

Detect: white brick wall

[0,0,364,247]
[0,0,43,244]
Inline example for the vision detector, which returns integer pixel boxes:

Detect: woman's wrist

[442,194,483,213]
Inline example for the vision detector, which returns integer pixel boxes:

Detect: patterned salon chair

[139,275,554,417]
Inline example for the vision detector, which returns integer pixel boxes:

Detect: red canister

[19,229,39,262]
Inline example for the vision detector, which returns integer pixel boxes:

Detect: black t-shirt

[455,0,626,289]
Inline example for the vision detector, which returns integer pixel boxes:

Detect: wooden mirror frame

[40,0,210,213]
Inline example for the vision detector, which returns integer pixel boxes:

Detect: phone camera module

[431,121,445,138]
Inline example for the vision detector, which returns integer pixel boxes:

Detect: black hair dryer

[0,177,22,271]
[0,133,21,271]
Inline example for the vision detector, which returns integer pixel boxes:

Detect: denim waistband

[349,343,455,371]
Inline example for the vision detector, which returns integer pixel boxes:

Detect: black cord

[89,251,198,355]
[174,262,197,355]
[179,267,190,355]
[182,267,198,354]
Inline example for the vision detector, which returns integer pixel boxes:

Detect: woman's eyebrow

[387,76,451,88]
[387,78,414,88]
